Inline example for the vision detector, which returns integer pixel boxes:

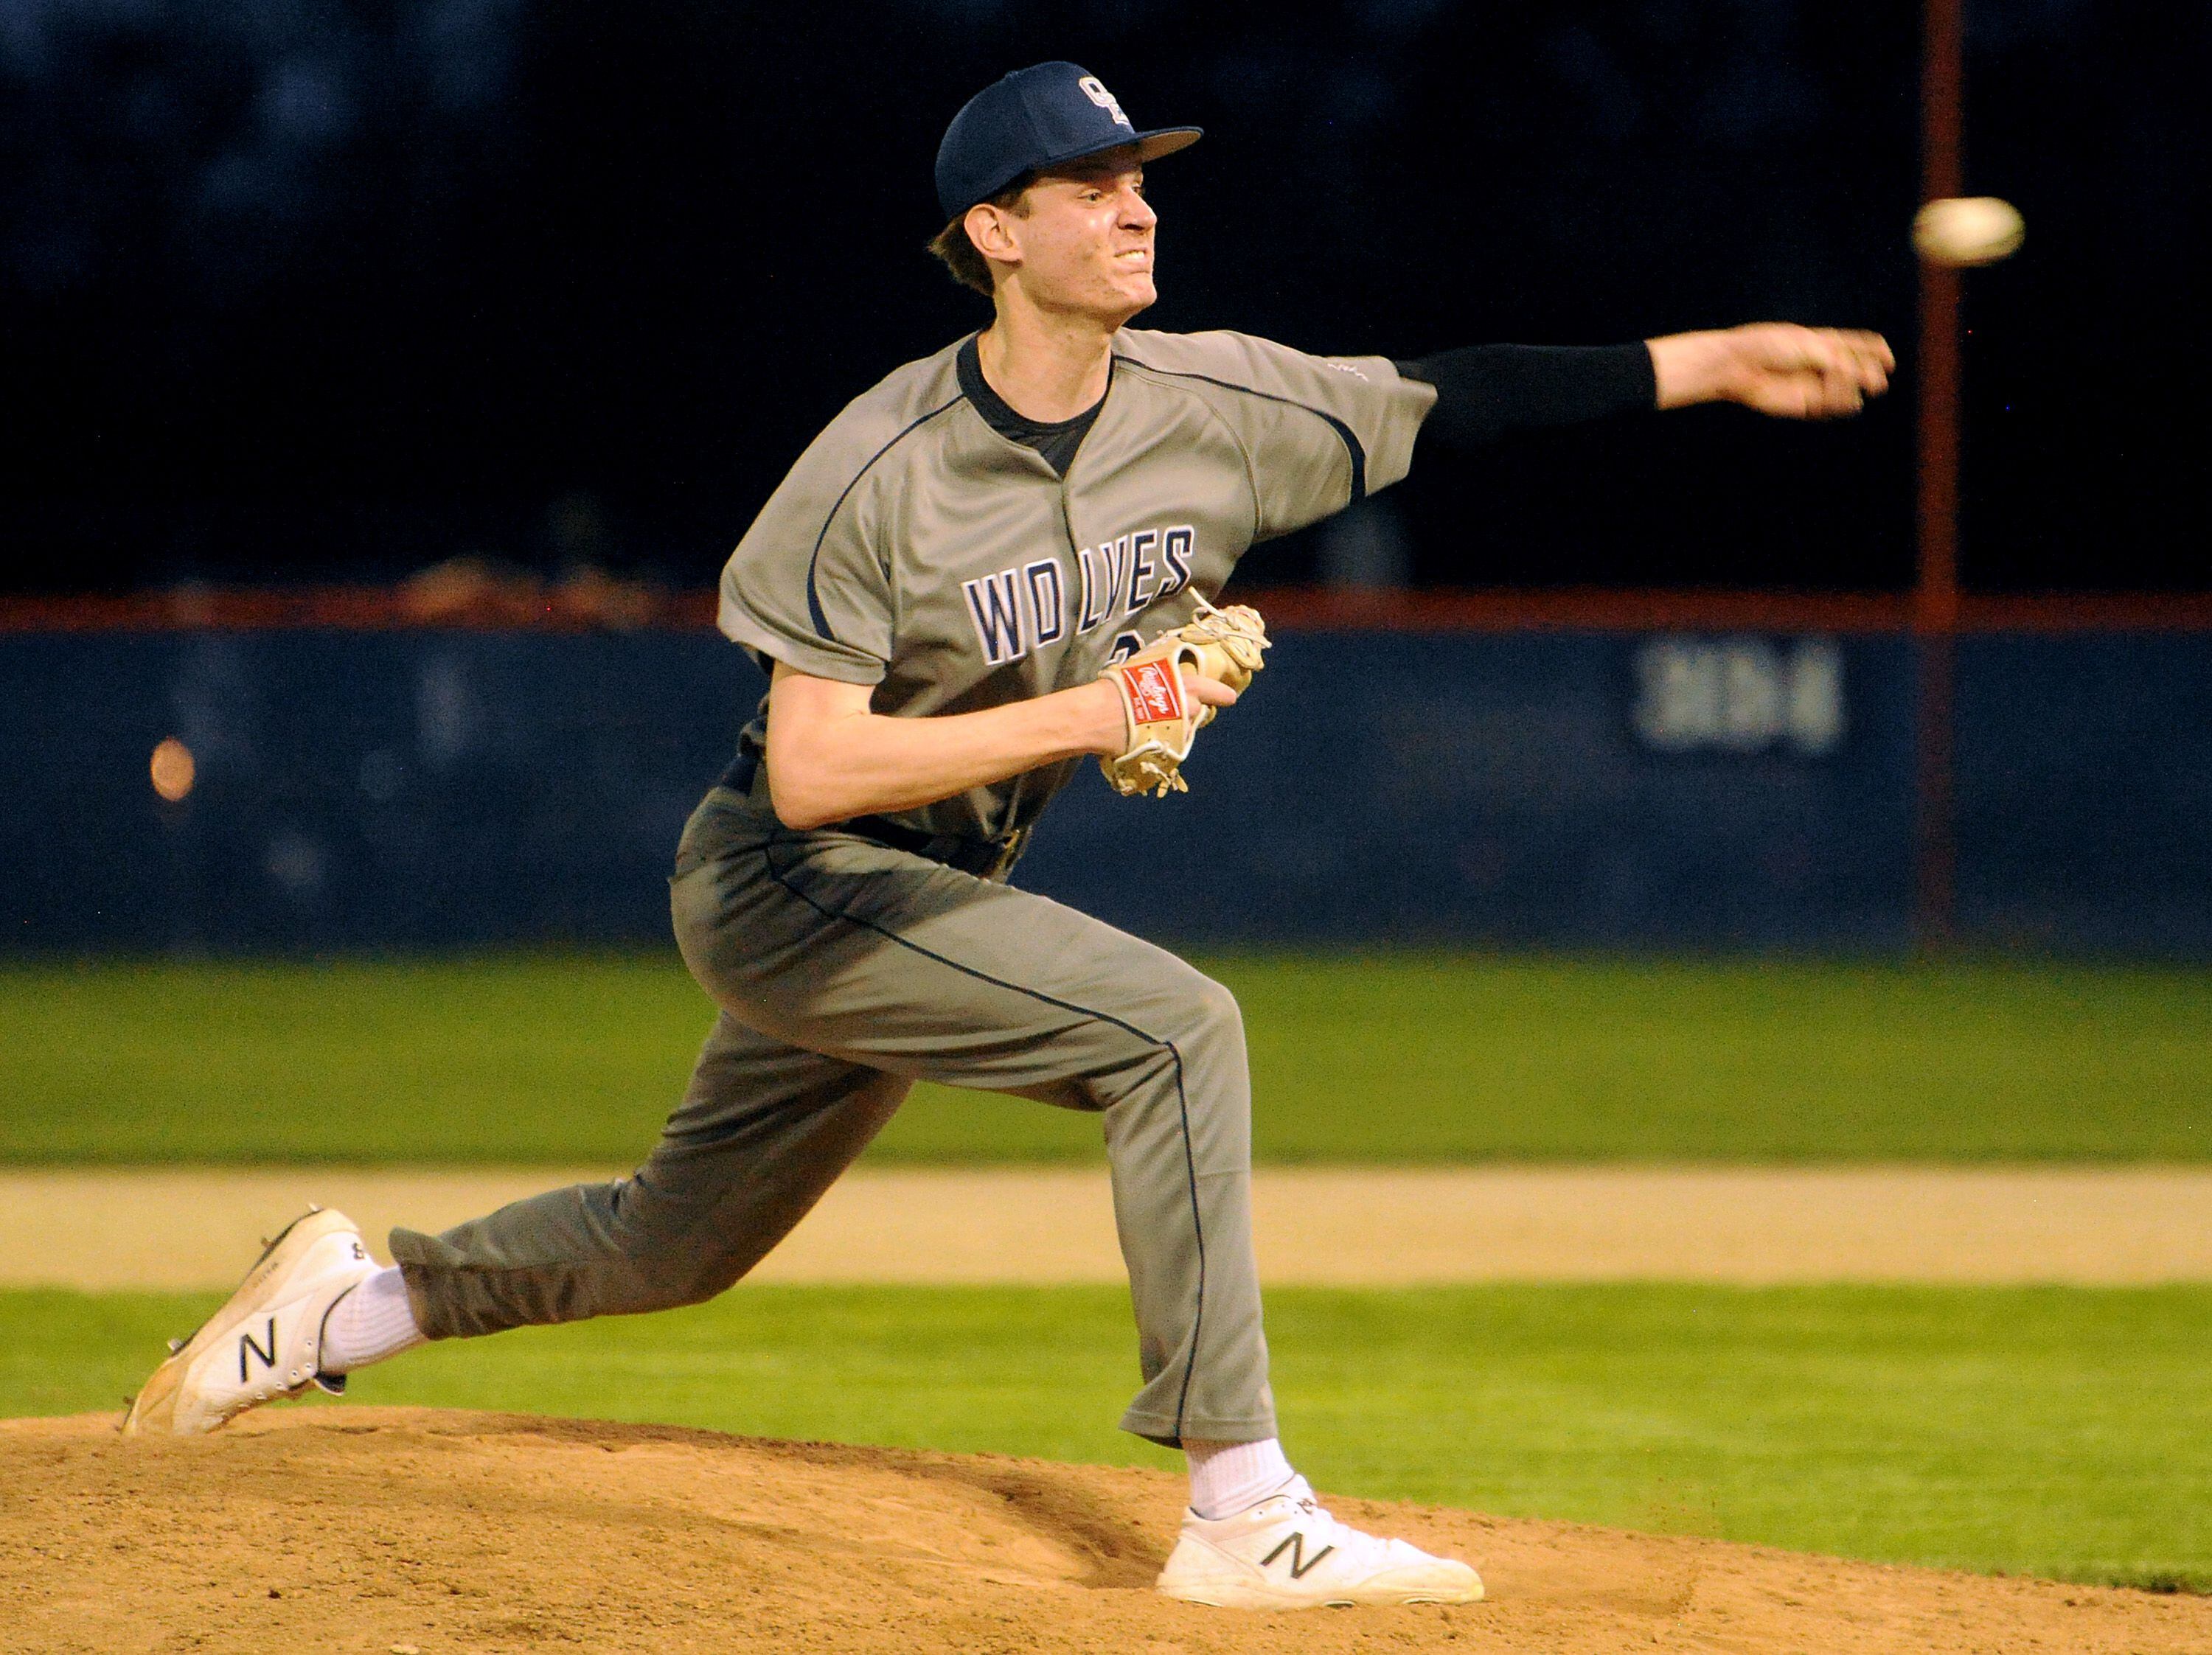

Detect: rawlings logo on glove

[1119,659,1188,725]
[1099,596,1270,798]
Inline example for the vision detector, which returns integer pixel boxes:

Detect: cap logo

[1078,74,1133,129]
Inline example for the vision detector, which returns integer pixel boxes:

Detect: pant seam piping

[759,844,1209,1443]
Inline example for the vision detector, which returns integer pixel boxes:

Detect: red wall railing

[7,585,2212,635]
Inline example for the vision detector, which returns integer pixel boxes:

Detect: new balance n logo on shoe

[239,1317,278,1382]
[1260,1531,1336,1580]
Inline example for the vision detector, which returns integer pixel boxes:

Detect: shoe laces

[1271,1477,1329,1522]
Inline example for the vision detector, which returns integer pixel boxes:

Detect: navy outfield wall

[2,621,2206,955]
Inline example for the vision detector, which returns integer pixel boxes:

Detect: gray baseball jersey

[717,327,1438,839]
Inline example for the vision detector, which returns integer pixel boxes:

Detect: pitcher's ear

[965,201,1021,265]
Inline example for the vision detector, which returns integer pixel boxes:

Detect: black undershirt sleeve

[1395,343,1658,449]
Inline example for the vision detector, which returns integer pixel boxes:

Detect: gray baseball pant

[389,784,1276,1447]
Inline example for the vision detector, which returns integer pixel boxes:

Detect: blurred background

[7,5,2212,1597]
[2,0,2208,952]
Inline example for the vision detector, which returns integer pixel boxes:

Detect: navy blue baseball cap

[935,62,1200,220]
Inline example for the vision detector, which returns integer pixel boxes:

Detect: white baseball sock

[321,1265,426,1373]
[1186,1437,1297,1519]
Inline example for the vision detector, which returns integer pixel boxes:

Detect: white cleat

[1156,1476,1484,1610]
[120,1208,376,1437]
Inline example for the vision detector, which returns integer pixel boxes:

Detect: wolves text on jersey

[960,524,1196,666]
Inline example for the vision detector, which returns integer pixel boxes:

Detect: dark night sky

[2,0,2205,595]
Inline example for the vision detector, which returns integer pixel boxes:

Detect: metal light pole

[1914,0,1965,949]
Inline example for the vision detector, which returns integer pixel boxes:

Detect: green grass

[10,1282,2208,1591]
[4,952,2208,1164]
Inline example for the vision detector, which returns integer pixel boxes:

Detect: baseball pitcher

[124,62,1890,1611]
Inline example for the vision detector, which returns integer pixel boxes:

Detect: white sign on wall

[1631,636,1846,756]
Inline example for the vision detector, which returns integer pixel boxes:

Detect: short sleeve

[1141,332,1439,542]
[716,427,896,686]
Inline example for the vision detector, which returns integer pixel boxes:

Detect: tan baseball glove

[1097,596,1270,798]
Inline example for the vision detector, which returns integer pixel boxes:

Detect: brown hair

[926,175,1033,297]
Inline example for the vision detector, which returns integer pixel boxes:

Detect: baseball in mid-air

[1913,196,2025,267]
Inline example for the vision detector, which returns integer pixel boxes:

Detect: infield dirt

[10,1165,2212,1289]
[4,1408,2203,1655]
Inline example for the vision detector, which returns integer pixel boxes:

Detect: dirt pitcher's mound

[3,1410,2203,1655]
